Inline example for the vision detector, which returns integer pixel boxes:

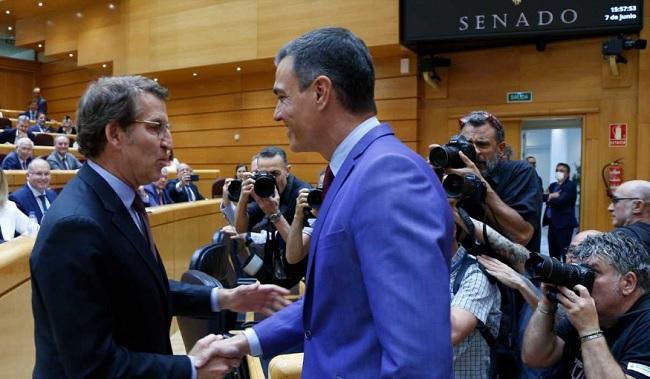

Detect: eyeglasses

[134,119,171,138]
[458,111,504,131]
[611,196,641,204]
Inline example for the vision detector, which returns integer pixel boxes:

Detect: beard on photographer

[440,111,543,253]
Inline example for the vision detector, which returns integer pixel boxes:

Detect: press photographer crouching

[431,111,543,252]
[522,232,650,378]
[234,146,310,288]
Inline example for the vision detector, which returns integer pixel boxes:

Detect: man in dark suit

[142,167,173,206]
[46,135,82,170]
[9,158,57,224]
[1,137,33,170]
[30,76,289,378]
[218,28,454,377]
[544,162,578,261]
[0,115,36,145]
[33,87,48,115]
[167,163,205,202]
[20,101,39,121]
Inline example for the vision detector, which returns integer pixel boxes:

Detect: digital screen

[401,0,643,52]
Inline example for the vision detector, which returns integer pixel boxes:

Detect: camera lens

[429,146,450,168]
[525,252,595,292]
[227,179,241,202]
[307,188,323,208]
[253,172,276,198]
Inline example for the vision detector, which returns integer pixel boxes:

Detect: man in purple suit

[218,27,454,377]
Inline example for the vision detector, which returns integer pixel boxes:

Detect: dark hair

[258,146,288,166]
[76,76,168,158]
[275,27,376,115]
[556,163,571,174]
[234,163,247,176]
[459,111,505,143]
[575,232,650,291]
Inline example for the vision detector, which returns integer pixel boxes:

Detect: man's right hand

[240,174,255,201]
[189,334,241,378]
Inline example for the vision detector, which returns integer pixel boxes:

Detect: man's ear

[620,272,638,296]
[313,75,332,111]
[286,164,292,174]
[496,141,507,158]
[104,122,123,149]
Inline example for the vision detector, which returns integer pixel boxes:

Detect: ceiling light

[108,4,116,10]
[37,43,43,48]
[75,12,83,18]
[102,63,107,68]
[192,72,198,77]
[153,78,158,82]
[7,26,12,31]
[68,53,74,57]
[236,67,241,72]
[5,10,10,15]
[38,2,44,7]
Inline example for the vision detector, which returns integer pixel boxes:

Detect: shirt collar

[329,116,380,175]
[27,182,45,197]
[87,160,135,210]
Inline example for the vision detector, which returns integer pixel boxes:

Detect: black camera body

[526,252,595,302]
[307,188,323,208]
[429,134,477,169]
[253,171,276,198]
[227,179,242,202]
[443,174,486,201]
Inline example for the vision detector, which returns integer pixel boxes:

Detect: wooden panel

[39,69,94,89]
[377,98,417,121]
[375,76,417,100]
[167,94,243,116]
[0,280,34,379]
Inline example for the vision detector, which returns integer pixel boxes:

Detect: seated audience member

[56,115,77,135]
[522,232,650,378]
[0,168,35,241]
[9,158,57,224]
[2,137,34,170]
[609,179,650,253]
[20,101,39,121]
[141,167,172,206]
[47,135,82,170]
[28,113,48,133]
[167,162,204,203]
[0,116,36,144]
[543,163,578,261]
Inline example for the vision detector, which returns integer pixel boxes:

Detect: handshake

[188,282,291,378]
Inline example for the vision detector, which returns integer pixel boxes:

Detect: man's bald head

[608,180,650,227]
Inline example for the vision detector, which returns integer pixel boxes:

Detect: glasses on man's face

[458,111,503,131]
[611,196,641,204]
[134,119,171,138]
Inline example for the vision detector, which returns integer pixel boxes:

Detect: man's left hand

[219,282,291,316]
[252,188,280,216]
[447,151,487,185]
[557,285,600,334]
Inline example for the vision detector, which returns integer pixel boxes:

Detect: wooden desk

[0,143,83,160]
[0,199,227,378]
[5,170,78,193]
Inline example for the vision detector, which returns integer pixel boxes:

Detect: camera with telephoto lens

[443,174,486,201]
[429,134,477,169]
[253,171,276,198]
[307,188,323,208]
[227,179,242,202]
[526,252,595,302]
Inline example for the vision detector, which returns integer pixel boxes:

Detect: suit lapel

[77,165,169,297]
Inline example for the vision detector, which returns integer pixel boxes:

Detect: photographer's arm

[467,217,529,272]
[234,178,253,234]
[522,286,565,368]
[477,255,540,308]
[451,308,478,346]
[286,189,311,264]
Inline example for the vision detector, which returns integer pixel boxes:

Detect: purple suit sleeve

[252,298,304,357]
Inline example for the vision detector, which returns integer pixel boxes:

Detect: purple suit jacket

[253,123,454,378]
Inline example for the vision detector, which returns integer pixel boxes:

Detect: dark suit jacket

[543,179,578,229]
[1,151,32,170]
[46,151,82,170]
[37,97,48,115]
[253,124,454,377]
[9,184,57,223]
[144,183,173,206]
[166,179,205,203]
[0,129,36,144]
[20,110,39,120]
[30,164,213,378]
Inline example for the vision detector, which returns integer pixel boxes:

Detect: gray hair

[575,232,650,291]
[76,76,168,158]
[275,27,376,115]
[16,137,34,149]
[17,115,29,124]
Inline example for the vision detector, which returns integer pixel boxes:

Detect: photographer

[234,146,310,287]
[522,233,650,378]
[435,111,543,252]
[167,162,205,203]
[286,170,326,264]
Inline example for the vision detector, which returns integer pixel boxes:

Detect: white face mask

[555,171,565,182]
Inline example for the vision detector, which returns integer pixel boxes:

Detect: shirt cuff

[242,254,264,276]
[244,328,263,357]
[188,356,197,379]
[210,287,220,312]
[250,231,268,245]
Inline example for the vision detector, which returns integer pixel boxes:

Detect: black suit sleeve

[31,216,192,378]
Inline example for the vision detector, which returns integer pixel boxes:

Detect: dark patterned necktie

[38,194,48,212]
[322,165,334,199]
[132,194,157,260]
